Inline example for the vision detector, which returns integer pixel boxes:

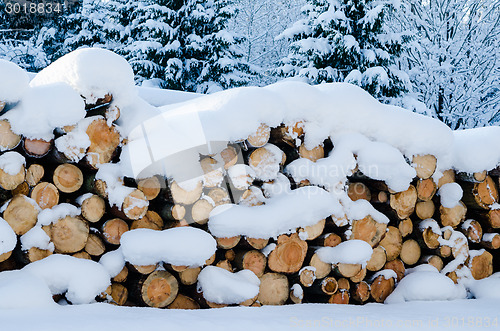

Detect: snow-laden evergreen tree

[65,0,254,93]
[0,2,75,71]
[228,0,305,84]
[395,0,500,129]
[277,0,410,102]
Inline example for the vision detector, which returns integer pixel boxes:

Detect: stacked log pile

[0,96,498,310]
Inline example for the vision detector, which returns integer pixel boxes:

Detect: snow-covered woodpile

[0,48,499,309]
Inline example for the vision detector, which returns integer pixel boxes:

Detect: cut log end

[258,273,289,305]
[141,270,179,308]
[53,164,83,193]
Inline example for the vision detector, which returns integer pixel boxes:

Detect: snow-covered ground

[1,299,498,331]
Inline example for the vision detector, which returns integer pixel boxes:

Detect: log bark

[268,233,307,273]
[3,195,39,235]
[30,182,59,210]
[258,273,289,305]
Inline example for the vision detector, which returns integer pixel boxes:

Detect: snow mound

[465,273,500,299]
[197,266,260,305]
[37,203,81,226]
[438,183,463,209]
[22,254,110,305]
[385,269,467,304]
[208,186,342,238]
[316,240,373,266]
[453,127,500,173]
[0,60,29,103]
[31,48,137,108]
[0,217,16,255]
[0,270,55,309]
[119,227,217,267]
[21,225,54,252]
[3,83,85,140]
[0,151,25,175]
[99,249,126,278]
